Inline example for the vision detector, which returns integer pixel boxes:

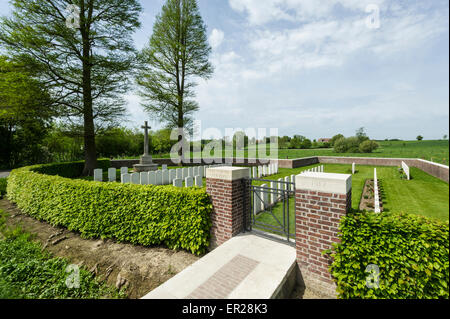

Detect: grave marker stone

[185,176,193,187]
[108,168,116,182]
[169,169,176,183]
[120,167,128,175]
[131,173,140,184]
[155,170,162,185]
[352,163,355,174]
[173,178,182,187]
[94,169,103,182]
[195,176,203,187]
[148,171,156,185]
[162,170,170,184]
[140,172,149,185]
[121,173,130,183]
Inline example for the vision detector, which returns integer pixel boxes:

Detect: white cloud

[209,28,225,49]
[228,0,386,26]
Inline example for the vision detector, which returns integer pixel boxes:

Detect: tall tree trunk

[81,4,97,176]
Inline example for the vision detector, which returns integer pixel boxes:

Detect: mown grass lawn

[251,163,449,234]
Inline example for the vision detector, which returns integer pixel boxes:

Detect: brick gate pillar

[295,172,352,296]
[206,166,250,249]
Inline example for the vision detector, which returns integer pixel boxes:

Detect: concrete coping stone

[206,166,249,181]
[295,172,352,195]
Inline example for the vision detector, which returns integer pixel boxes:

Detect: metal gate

[246,178,295,243]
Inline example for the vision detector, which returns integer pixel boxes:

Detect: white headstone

[155,170,162,185]
[108,168,116,182]
[195,175,203,187]
[148,171,156,185]
[182,167,188,179]
[402,161,410,180]
[270,181,277,204]
[94,169,103,182]
[120,167,128,175]
[261,184,268,210]
[290,174,295,186]
[252,167,257,179]
[352,163,356,174]
[131,173,140,184]
[140,172,149,185]
[185,176,193,187]
[121,173,130,183]
[374,168,380,213]
[262,165,267,176]
[162,164,168,170]
[278,177,285,189]
[193,167,199,176]
[258,166,263,178]
[284,176,290,191]
[162,170,170,185]
[176,168,182,179]
[173,178,182,187]
[188,167,193,177]
[169,169,176,183]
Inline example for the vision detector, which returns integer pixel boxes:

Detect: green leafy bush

[31,159,111,178]
[327,211,449,299]
[334,136,360,153]
[0,178,6,198]
[0,212,123,299]
[7,162,212,255]
[359,140,380,153]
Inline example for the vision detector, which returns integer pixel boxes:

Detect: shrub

[327,211,449,299]
[359,140,379,153]
[6,162,212,255]
[334,137,360,153]
[30,159,111,178]
[0,178,6,198]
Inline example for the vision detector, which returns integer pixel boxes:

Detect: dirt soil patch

[359,179,383,212]
[0,199,200,299]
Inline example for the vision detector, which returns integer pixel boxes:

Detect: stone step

[141,233,297,299]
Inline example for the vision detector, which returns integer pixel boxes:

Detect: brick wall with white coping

[205,167,250,249]
[295,172,352,297]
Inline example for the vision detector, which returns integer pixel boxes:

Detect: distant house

[318,138,331,143]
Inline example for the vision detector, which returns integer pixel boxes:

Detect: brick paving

[187,254,259,299]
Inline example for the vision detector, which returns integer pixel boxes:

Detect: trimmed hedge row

[6,162,212,255]
[30,159,111,178]
[327,211,449,299]
[0,178,6,198]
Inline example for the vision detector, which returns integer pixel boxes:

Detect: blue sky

[1,0,449,140]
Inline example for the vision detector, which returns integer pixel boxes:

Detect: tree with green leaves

[417,135,423,141]
[0,0,141,175]
[0,56,53,168]
[136,0,213,157]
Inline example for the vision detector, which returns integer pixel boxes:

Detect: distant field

[142,140,449,165]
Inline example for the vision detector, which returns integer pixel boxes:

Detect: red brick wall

[206,178,250,248]
[295,188,351,293]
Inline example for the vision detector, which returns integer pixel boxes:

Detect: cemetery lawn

[252,163,449,231]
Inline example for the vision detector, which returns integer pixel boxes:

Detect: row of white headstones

[94,163,282,188]
[254,165,324,213]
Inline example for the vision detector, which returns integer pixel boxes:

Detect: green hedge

[327,211,449,299]
[0,178,6,198]
[6,162,212,255]
[30,159,111,178]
